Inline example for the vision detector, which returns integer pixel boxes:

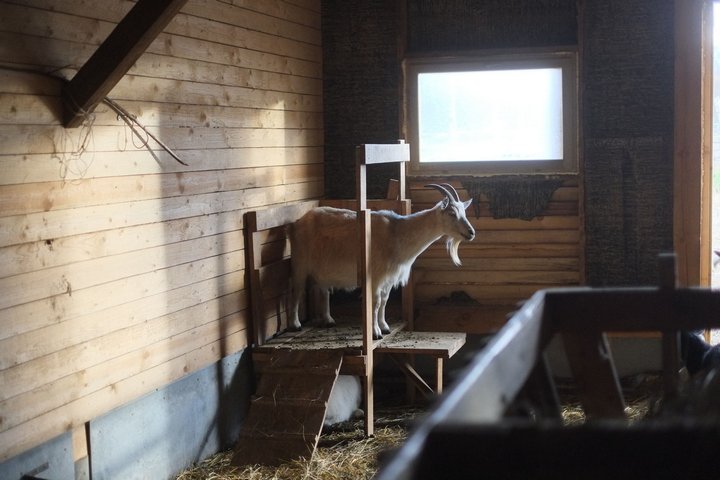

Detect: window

[404,49,578,175]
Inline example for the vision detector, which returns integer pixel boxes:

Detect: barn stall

[0,0,711,479]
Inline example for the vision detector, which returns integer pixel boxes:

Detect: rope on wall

[461,175,564,220]
[102,97,188,166]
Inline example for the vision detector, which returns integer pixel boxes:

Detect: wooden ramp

[231,350,344,467]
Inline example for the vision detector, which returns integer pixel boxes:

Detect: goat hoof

[287,324,302,332]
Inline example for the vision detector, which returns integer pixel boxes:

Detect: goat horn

[425,183,457,201]
[441,183,460,201]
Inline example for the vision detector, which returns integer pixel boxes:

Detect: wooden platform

[253,322,466,385]
[233,325,466,466]
[254,322,465,356]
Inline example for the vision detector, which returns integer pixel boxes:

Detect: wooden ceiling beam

[62,0,189,128]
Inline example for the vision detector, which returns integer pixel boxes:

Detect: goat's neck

[393,207,444,261]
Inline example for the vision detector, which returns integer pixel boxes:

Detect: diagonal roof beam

[62,0,189,128]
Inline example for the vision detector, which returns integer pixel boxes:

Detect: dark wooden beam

[62,0,188,128]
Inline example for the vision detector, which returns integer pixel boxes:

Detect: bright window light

[405,51,577,175]
[418,68,564,162]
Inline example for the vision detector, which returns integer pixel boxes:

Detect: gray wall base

[0,349,253,480]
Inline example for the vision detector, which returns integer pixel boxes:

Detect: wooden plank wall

[411,179,582,334]
[0,0,322,462]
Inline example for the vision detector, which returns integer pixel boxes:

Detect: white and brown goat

[288,184,475,339]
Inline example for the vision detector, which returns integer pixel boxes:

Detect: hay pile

[176,407,419,480]
[559,373,661,426]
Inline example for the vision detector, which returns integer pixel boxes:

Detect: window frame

[403,48,579,176]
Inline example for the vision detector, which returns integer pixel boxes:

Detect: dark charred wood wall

[581,0,675,285]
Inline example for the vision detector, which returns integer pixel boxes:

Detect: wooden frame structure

[377,254,720,479]
[233,143,466,465]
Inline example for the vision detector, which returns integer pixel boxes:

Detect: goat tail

[446,237,462,266]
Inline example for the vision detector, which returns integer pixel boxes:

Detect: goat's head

[426,183,475,266]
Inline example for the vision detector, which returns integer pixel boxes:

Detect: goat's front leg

[377,287,391,335]
[371,291,383,340]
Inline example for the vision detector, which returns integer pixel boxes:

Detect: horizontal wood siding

[411,179,582,333]
[0,0,322,462]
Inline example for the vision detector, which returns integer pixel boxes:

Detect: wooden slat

[0,230,244,310]
[413,269,580,286]
[9,0,321,38]
[0,124,323,155]
[357,143,410,165]
[414,284,543,303]
[415,257,579,271]
[0,210,244,279]
[253,200,319,231]
[386,354,435,399]
[376,331,466,358]
[231,350,342,466]
[0,147,323,185]
[415,305,516,334]
[469,215,580,231]
[420,243,580,258]
[0,164,322,217]
[0,29,321,82]
[62,0,190,127]
[0,253,244,343]
[0,93,324,127]
[0,182,323,248]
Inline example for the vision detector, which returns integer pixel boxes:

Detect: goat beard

[446,237,462,266]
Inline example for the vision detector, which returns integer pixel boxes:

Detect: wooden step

[231,350,343,466]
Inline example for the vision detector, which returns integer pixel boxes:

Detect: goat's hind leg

[377,287,392,335]
[288,272,305,331]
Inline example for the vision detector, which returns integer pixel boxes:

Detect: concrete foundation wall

[0,350,253,480]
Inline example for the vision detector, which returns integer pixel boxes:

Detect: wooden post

[673,0,712,288]
[561,331,626,419]
[356,150,374,437]
[659,253,681,398]
[72,423,91,480]
[244,212,263,346]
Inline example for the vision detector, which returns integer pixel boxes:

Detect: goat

[324,375,363,426]
[288,183,475,339]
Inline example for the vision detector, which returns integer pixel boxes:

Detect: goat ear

[440,197,450,209]
[462,198,473,210]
